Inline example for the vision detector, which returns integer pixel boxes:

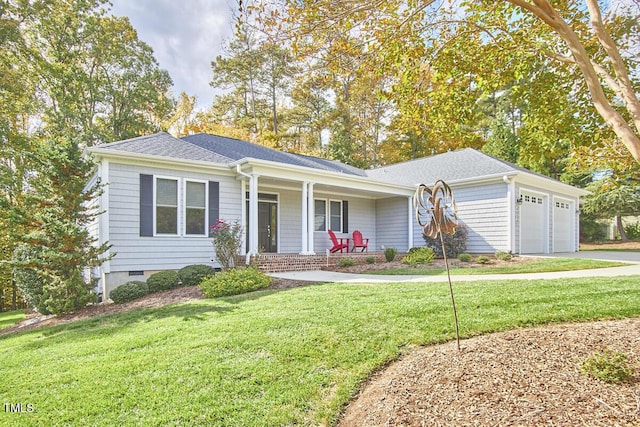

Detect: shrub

[13,244,49,314]
[401,247,435,265]
[495,251,512,261]
[210,219,243,269]
[339,258,356,267]
[384,247,397,262]
[199,267,272,298]
[110,281,149,304]
[476,255,490,264]
[422,223,468,258]
[625,222,640,241]
[580,217,606,242]
[580,350,635,383]
[365,256,376,264]
[178,264,216,287]
[147,270,180,293]
[458,253,472,262]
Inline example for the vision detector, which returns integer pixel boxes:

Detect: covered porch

[234,158,415,261]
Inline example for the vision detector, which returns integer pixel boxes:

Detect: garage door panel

[521,192,545,253]
[553,201,572,252]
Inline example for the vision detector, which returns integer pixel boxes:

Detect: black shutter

[342,200,349,233]
[140,174,154,236]
[208,181,220,237]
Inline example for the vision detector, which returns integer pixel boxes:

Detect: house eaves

[233,157,415,197]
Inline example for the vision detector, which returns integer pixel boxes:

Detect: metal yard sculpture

[414,180,461,350]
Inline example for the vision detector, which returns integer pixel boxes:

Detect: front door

[258,201,277,252]
[246,193,278,253]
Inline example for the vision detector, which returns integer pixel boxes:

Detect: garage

[520,191,546,253]
[553,199,573,252]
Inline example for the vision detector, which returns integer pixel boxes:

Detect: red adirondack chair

[351,230,369,252]
[328,230,349,253]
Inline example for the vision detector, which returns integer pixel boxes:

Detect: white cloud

[109,0,237,108]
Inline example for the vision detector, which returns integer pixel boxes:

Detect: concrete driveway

[271,251,640,284]
[543,251,639,263]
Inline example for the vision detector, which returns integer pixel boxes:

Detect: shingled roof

[367,148,535,184]
[182,133,367,176]
[94,132,367,176]
[93,132,233,164]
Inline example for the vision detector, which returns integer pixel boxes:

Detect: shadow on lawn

[17,302,236,347]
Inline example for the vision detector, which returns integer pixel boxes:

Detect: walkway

[271,251,640,284]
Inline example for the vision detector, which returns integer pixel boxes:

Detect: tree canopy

[239,0,639,169]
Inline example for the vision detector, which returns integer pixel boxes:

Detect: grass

[0,310,25,330]
[580,241,640,251]
[369,257,625,276]
[1,276,639,426]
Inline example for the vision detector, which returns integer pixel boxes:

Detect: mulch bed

[339,318,640,426]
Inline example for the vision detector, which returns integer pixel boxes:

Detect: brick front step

[238,252,397,273]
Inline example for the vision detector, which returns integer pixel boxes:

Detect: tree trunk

[11,278,17,311]
[508,0,640,164]
[616,215,628,242]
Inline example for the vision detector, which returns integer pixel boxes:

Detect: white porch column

[248,174,259,257]
[307,182,315,254]
[408,196,414,251]
[300,181,309,254]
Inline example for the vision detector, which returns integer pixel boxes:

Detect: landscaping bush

[199,267,272,298]
[384,247,397,262]
[365,256,376,264]
[210,219,243,269]
[178,264,216,287]
[476,255,490,264]
[580,217,607,242]
[338,258,356,267]
[422,222,468,258]
[458,253,472,262]
[401,247,435,265]
[110,281,149,304]
[625,222,640,241]
[147,270,180,293]
[12,244,49,314]
[495,251,512,261]
[580,349,635,384]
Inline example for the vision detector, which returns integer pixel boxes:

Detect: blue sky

[109,0,237,108]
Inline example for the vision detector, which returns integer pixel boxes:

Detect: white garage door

[553,200,572,252]
[520,192,545,253]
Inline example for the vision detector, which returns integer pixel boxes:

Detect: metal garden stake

[414,180,461,351]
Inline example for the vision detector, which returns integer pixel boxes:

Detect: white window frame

[183,179,209,237]
[329,199,343,233]
[154,175,180,236]
[314,199,327,232]
[314,198,344,232]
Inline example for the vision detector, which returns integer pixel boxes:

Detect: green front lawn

[1,276,639,426]
[0,310,25,330]
[370,257,625,276]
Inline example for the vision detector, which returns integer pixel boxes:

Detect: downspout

[503,175,515,254]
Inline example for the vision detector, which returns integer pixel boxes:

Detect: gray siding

[106,162,240,273]
[376,197,409,252]
[412,182,510,254]
[313,194,376,253]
